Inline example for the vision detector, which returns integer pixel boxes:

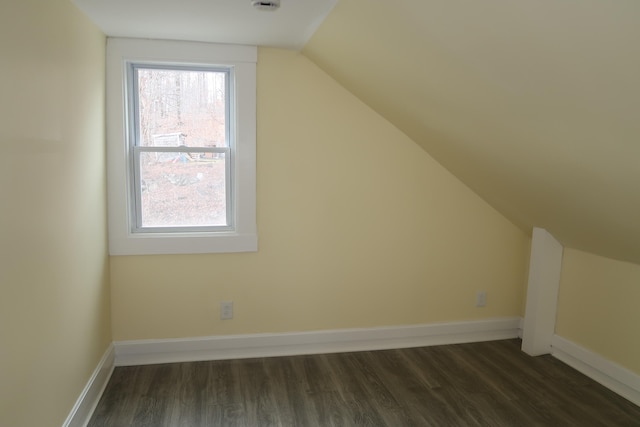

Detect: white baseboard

[62,344,115,427]
[551,335,640,407]
[518,317,524,338]
[113,317,521,366]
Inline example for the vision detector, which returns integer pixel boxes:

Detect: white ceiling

[72,0,337,50]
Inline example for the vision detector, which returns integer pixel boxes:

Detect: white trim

[62,344,115,427]
[518,316,524,338]
[551,335,640,407]
[522,227,564,356]
[114,317,521,366]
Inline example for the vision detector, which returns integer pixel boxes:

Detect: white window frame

[106,38,257,255]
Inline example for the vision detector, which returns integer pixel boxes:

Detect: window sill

[108,232,258,256]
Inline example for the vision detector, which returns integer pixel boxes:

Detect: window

[131,65,232,231]
[106,39,257,255]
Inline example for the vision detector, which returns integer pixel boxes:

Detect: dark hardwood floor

[89,339,640,426]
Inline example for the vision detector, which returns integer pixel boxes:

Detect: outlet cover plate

[220,301,233,320]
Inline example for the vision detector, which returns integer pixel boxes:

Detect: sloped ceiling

[303,0,640,264]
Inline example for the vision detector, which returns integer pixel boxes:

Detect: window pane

[136,68,227,148]
[139,151,227,227]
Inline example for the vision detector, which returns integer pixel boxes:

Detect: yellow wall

[557,248,640,374]
[0,1,111,426]
[110,48,528,341]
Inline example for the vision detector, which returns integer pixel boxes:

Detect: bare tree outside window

[134,67,230,228]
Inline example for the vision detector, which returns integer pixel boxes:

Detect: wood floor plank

[204,360,243,426]
[88,339,640,426]
[325,352,395,426]
[306,355,353,426]
[88,366,140,427]
[263,357,312,426]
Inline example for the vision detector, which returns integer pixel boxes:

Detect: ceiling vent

[251,0,280,11]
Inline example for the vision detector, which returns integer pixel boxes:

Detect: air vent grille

[251,0,280,11]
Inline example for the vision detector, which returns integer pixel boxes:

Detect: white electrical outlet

[220,301,233,320]
[476,291,487,307]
